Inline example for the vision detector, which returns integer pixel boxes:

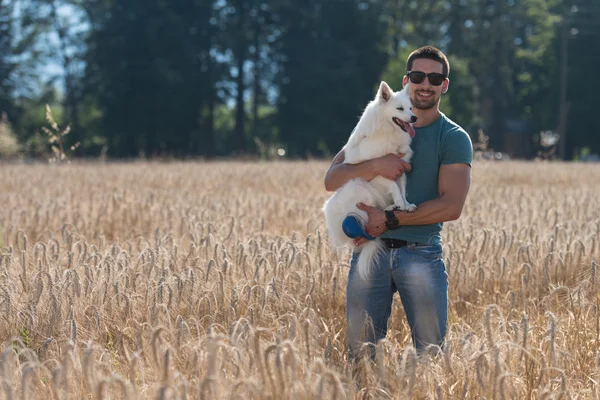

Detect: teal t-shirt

[380,112,473,245]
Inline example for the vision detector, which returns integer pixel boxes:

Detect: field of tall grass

[0,159,599,399]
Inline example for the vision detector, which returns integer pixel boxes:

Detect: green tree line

[1,0,599,160]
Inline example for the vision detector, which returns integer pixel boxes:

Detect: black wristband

[384,210,400,230]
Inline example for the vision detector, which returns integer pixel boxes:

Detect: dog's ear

[378,81,392,102]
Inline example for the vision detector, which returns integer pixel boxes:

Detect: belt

[381,238,409,248]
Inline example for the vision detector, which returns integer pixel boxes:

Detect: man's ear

[402,75,409,88]
[442,78,449,94]
[378,81,392,102]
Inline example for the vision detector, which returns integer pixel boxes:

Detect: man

[323,46,473,360]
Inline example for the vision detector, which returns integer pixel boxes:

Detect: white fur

[322,81,417,280]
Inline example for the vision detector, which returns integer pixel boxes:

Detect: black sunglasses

[406,71,447,86]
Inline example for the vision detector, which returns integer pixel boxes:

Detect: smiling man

[324,46,473,362]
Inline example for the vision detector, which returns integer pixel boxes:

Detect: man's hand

[353,203,387,246]
[372,153,411,181]
[324,150,411,192]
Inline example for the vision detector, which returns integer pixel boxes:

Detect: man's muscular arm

[324,149,412,192]
[354,163,471,244]
[393,163,471,225]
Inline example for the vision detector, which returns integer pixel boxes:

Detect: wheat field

[0,159,599,399]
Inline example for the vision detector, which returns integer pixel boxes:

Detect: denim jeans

[346,242,448,360]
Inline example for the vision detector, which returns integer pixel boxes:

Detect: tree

[198,0,220,157]
[0,0,16,119]
[564,0,600,157]
[45,0,87,150]
[86,0,221,157]
[275,0,390,157]
[0,0,47,141]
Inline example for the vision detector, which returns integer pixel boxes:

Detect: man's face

[402,58,449,110]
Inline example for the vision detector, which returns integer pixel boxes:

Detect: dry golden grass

[0,159,599,399]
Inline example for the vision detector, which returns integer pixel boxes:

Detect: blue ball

[342,215,375,241]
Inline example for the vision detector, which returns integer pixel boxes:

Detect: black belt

[381,238,409,248]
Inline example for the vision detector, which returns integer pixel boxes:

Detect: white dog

[322,81,417,280]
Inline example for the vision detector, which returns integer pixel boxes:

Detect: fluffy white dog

[322,81,417,280]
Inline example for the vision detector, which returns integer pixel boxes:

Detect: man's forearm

[324,160,378,192]
[394,196,462,226]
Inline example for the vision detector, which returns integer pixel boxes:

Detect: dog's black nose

[411,116,418,123]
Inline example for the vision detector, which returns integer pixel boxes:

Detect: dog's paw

[384,204,402,212]
[405,203,417,212]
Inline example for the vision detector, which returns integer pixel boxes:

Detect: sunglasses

[406,71,447,86]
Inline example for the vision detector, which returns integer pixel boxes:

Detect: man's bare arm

[324,149,378,192]
[324,149,412,192]
[393,163,471,225]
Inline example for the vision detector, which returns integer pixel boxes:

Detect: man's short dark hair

[406,46,450,76]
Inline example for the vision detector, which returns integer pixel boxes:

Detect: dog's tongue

[403,121,416,138]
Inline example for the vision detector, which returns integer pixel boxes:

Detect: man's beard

[411,92,439,110]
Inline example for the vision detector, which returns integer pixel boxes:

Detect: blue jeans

[346,242,448,360]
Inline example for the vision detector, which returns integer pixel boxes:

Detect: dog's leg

[371,176,408,211]
[393,148,416,212]
[398,174,416,212]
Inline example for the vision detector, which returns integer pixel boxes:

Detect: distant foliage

[0,112,19,158]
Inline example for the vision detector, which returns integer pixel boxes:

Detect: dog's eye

[397,107,404,111]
